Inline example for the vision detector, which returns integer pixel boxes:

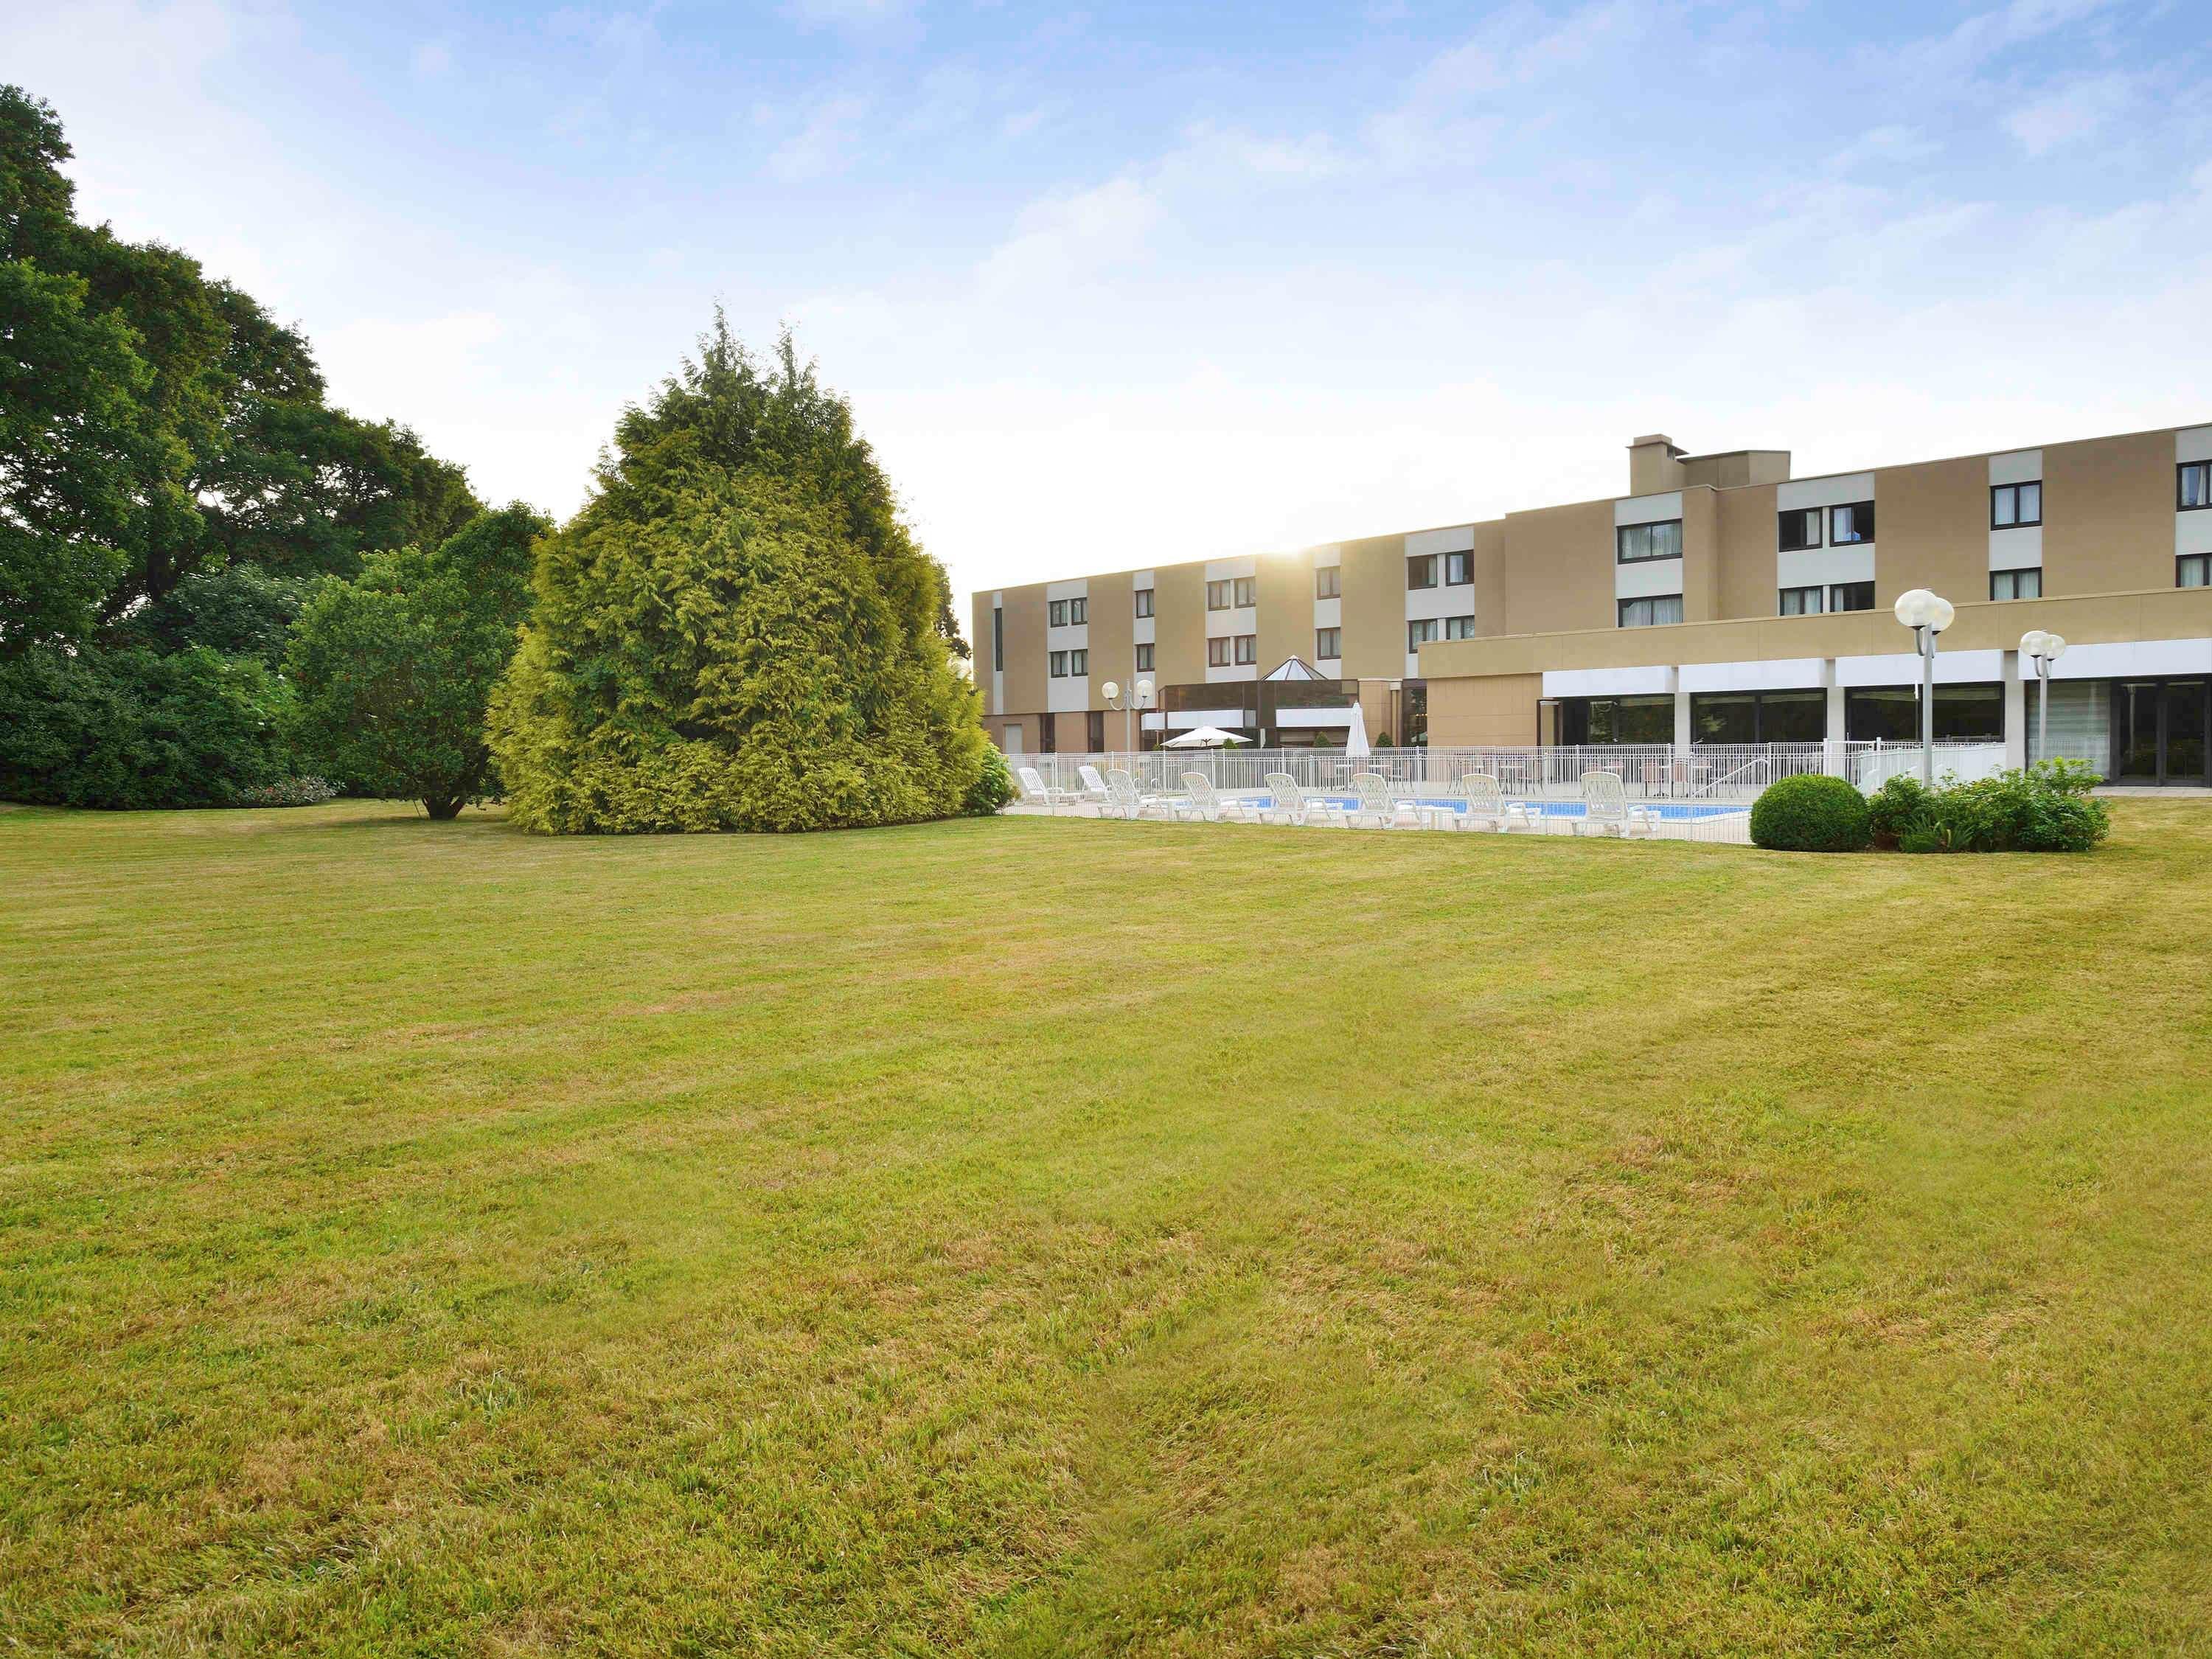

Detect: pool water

[1234,796,1747,821]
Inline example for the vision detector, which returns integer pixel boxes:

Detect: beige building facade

[974,420,2212,785]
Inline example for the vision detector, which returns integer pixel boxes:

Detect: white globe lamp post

[1101,676,1155,757]
[1893,588,1955,788]
[2020,630,2066,765]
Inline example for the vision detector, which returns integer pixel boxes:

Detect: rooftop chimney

[1627,434,1686,496]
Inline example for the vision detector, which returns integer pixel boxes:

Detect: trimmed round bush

[1749,773,1872,852]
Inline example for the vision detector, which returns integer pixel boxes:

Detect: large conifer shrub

[489,319,984,832]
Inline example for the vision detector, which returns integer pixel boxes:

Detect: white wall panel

[1679,658,1829,694]
[1614,491,1682,527]
[1615,558,1686,600]
[2177,514,2212,558]
[2051,637,2212,679]
[1778,472,1876,512]
[1989,526,2043,570]
[1776,545,1876,589]
[2177,427,2212,465]
[1837,649,2005,686]
[1543,665,1675,698]
[1989,449,2042,487]
[1405,524,1475,557]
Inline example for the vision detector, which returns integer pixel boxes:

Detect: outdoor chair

[1016,765,1078,810]
[1572,770,1662,838]
[1347,771,1413,829]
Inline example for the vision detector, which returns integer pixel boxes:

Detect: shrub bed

[1749,773,1872,852]
[1870,759,2108,853]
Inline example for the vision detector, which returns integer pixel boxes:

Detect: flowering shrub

[1873,759,2107,854]
[234,776,338,807]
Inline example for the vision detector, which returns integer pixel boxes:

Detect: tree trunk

[423,796,464,821]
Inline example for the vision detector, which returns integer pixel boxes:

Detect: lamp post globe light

[1892,588,1955,788]
[2020,630,2067,764]
[1101,677,1154,758]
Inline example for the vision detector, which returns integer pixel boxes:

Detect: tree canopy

[489,316,985,832]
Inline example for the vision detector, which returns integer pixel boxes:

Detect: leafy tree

[110,563,320,662]
[489,316,987,833]
[287,504,548,818]
[0,259,147,651]
[0,643,294,808]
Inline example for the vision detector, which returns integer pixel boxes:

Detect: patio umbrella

[1345,706,1371,758]
[1161,726,1251,748]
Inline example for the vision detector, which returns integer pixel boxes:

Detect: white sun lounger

[1260,771,1335,825]
[1179,772,1259,823]
[1077,764,1113,807]
[1422,773,1538,832]
[1572,770,1662,837]
[1017,765,1079,810]
[1347,771,1413,829]
[1105,768,1186,821]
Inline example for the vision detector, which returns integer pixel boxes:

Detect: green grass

[5,799,2212,1655]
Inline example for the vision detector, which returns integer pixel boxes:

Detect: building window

[1234,634,1256,665]
[1992,482,2042,528]
[1134,588,1154,618]
[1560,694,1673,744]
[1048,599,1068,627]
[1068,649,1088,675]
[1038,716,1056,753]
[992,605,1004,670]
[1828,581,1875,613]
[1616,519,1683,563]
[1444,614,1478,639]
[1407,618,1439,650]
[1691,689,1826,745]
[2180,553,2211,588]
[1779,585,1823,616]
[1068,596,1087,625]
[1990,568,2042,600]
[1778,508,1823,552]
[1087,710,1105,749]
[1444,550,1472,585]
[1208,637,1231,667]
[1233,576,1256,608]
[1829,501,1876,544]
[1135,641,1154,670]
[1406,554,1439,589]
[2180,462,2211,510]
[1315,626,1340,660]
[1315,566,1340,599]
[1049,650,1068,677]
[1846,684,2003,742]
[1206,580,1231,610]
[1618,594,1683,628]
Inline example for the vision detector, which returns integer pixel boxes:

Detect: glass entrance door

[2168,681,2208,782]
[2112,679,2210,785]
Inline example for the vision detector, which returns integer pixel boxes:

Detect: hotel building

[973,420,2212,786]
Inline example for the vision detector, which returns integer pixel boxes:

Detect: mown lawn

[4,799,2211,1655]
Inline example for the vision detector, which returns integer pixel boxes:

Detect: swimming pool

[1233,795,1748,821]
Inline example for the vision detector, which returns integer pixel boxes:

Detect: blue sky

[9,1,2211,612]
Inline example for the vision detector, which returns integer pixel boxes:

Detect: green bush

[1749,773,1872,852]
[964,745,1015,815]
[1867,773,1930,849]
[0,644,295,809]
[489,319,985,834]
[1885,760,2108,854]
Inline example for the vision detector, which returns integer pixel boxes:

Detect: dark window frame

[1315,566,1340,599]
[992,605,1004,670]
[1828,501,1876,544]
[1991,481,2042,529]
[1444,549,1473,585]
[1444,614,1478,639]
[1778,585,1823,616]
[1069,648,1088,676]
[1315,626,1341,660]
[1615,519,1684,564]
[1777,508,1823,552]
[1406,618,1439,650]
[1135,641,1154,670]
[1617,594,1684,628]
[2180,552,2211,588]
[1990,567,2042,601]
[1206,580,1232,611]
[1134,587,1154,618]
[1828,581,1876,613]
[2179,462,2212,512]
[1233,634,1256,666]
[1048,599,1068,627]
[1048,650,1068,678]
[1207,636,1231,667]
[1233,576,1256,608]
[1087,710,1105,750]
[1406,554,1439,590]
[1068,597,1088,625]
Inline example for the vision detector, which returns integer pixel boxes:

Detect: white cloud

[975,175,1159,295]
[2005,72,2136,156]
[765,94,872,182]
